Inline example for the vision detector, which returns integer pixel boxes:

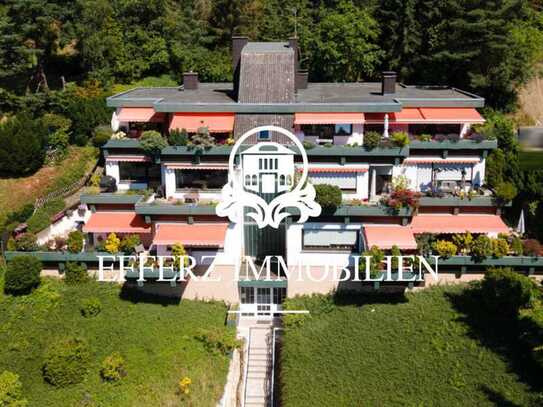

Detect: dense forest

[0,0,543,238]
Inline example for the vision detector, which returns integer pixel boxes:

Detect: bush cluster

[100,352,126,382]
[140,130,167,156]
[80,297,102,317]
[64,262,89,285]
[432,240,457,258]
[42,337,90,387]
[67,230,84,253]
[0,370,27,406]
[120,234,141,254]
[314,184,342,212]
[363,131,381,150]
[481,267,538,317]
[195,328,241,355]
[4,256,42,295]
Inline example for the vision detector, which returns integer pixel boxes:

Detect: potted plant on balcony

[140,130,168,163]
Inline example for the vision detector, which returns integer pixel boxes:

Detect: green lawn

[280,286,543,407]
[0,278,232,406]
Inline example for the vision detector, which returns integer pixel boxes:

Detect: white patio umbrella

[111,111,120,132]
[383,113,389,138]
[516,209,525,235]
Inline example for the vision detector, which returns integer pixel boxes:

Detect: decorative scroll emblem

[216,125,321,228]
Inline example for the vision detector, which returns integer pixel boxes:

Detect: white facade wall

[36,206,92,245]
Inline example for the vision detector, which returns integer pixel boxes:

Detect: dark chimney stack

[183,72,199,90]
[296,70,308,90]
[232,36,249,98]
[288,37,299,71]
[381,71,397,95]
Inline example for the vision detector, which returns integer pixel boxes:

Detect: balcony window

[301,124,353,138]
[175,169,228,190]
[119,162,149,183]
[302,229,359,251]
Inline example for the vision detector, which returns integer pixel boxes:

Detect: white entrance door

[239,287,286,318]
[260,174,276,193]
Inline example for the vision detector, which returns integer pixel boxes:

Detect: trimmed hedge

[4,256,42,295]
[42,337,90,387]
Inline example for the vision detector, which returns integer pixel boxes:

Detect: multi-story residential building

[80,37,509,315]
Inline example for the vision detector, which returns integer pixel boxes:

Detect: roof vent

[381,71,397,95]
[183,72,199,90]
[296,70,308,90]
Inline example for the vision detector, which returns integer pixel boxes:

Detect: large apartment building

[80,37,508,314]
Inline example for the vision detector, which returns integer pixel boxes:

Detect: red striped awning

[105,155,150,163]
[363,225,418,250]
[83,212,151,234]
[365,108,484,124]
[163,163,228,170]
[117,108,165,122]
[294,113,365,125]
[307,167,368,173]
[403,157,480,165]
[169,113,235,133]
[153,223,229,247]
[410,215,509,234]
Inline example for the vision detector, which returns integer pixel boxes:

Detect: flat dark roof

[106,82,484,112]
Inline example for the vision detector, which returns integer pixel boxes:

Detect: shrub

[492,238,510,258]
[120,234,141,254]
[0,113,47,177]
[523,239,541,257]
[494,182,517,203]
[384,189,421,210]
[0,370,27,406]
[363,131,381,150]
[104,233,121,254]
[80,297,101,317]
[14,233,38,252]
[314,184,342,212]
[42,337,90,387]
[100,352,126,382]
[92,126,111,147]
[361,246,384,277]
[178,377,192,395]
[302,141,316,150]
[432,240,457,258]
[67,230,84,253]
[390,131,410,147]
[4,256,41,295]
[42,113,71,153]
[168,129,188,146]
[415,233,435,256]
[481,267,538,316]
[140,131,167,156]
[471,235,493,260]
[188,127,215,151]
[64,262,88,285]
[511,235,524,255]
[417,134,432,142]
[485,149,505,188]
[195,328,241,355]
[452,232,473,255]
[390,245,401,270]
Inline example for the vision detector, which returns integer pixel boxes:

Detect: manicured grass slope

[0,279,231,406]
[280,287,542,407]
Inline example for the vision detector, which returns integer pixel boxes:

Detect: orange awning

[169,113,235,133]
[117,108,165,122]
[105,155,150,163]
[294,113,365,125]
[418,108,485,123]
[365,108,424,123]
[163,163,228,170]
[363,225,418,250]
[410,215,509,234]
[153,223,229,247]
[365,108,484,124]
[308,167,368,173]
[83,212,151,234]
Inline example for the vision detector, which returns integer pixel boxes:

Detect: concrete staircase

[244,326,273,407]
